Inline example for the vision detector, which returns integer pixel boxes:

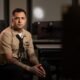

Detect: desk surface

[36,44,62,49]
[33,39,61,42]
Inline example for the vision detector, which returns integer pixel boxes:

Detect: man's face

[12,12,27,29]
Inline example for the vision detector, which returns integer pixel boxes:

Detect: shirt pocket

[23,37,29,49]
[23,41,29,49]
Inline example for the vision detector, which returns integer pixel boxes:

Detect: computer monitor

[37,21,63,40]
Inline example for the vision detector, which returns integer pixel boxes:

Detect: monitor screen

[36,21,63,40]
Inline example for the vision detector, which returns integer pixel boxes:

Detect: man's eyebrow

[14,16,25,18]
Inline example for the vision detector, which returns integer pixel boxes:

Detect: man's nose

[18,19,21,23]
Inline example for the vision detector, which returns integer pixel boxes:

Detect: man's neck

[17,29,23,33]
[11,26,23,33]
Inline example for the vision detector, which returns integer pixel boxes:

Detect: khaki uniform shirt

[0,26,34,64]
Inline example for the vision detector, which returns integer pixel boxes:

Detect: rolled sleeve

[27,34,35,54]
[0,32,12,54]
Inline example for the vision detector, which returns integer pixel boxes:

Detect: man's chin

[14,27,24,30]
[17,26,24,29]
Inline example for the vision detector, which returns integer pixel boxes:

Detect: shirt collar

[10,26,27,37]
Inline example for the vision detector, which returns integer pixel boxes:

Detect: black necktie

[16,34,26,61]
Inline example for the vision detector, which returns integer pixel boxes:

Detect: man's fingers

[39,66,46,75]
[37,65,46,75]
[33,64,46,77]
[36,69,45,77]
[36,67,46,77]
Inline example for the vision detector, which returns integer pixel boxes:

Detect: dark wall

[32,21,63,40]
[63,6,80,79]
[0,20,7,33]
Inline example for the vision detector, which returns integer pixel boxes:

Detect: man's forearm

[8,57,30,71]
[29,53,39,65]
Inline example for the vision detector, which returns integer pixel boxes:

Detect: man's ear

[12,17,14,22]
[11,17,14,26]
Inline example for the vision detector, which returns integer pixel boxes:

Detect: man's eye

[22,17,25,19]
[15,17,19,19]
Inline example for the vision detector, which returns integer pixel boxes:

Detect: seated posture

[0,8,46,80]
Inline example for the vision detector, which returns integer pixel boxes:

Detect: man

[0,8,46,80]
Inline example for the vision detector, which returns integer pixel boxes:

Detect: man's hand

[29,64,46,78]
